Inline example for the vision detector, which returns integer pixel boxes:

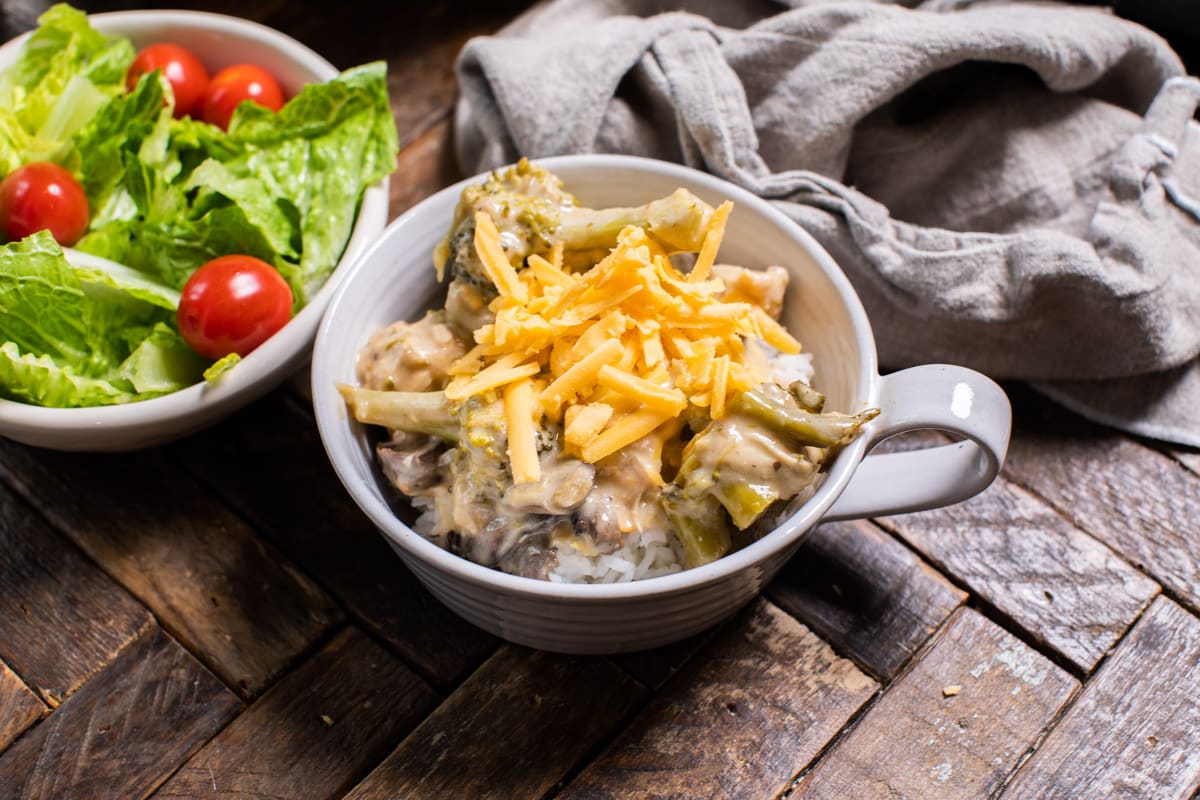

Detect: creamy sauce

[356,310,466,393]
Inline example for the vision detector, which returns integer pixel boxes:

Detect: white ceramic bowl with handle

[0,10,389,451]
[312,154,1010,655]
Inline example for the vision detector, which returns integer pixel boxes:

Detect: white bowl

[312,154,1011,654]
[0,10,389,451]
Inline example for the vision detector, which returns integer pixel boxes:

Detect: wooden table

[2,2,1200,798]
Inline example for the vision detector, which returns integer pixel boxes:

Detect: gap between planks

[787,606,1079,800]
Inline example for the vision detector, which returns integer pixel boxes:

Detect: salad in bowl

[0,4,396,449]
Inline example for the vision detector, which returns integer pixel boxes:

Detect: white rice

[768,351,815,387]
[548,527,685,584]
[411,495,686,583]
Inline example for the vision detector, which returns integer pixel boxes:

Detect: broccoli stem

[712,481,779,531]
[337,385,458,441]
[788,380,826,412]
[729,387,879,449]
[557,188,716,253]
[660,488,732,569]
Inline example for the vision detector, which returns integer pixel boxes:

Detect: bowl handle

[824,364,1011,522]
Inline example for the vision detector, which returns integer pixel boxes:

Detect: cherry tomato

[177,255,294,359]
[126,43,210,119]
[0,162,89,246]
[200,64,285,130]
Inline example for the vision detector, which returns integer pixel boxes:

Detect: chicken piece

[376,436,445,495]
[712,264,789,319]
[356,309,466,393]
[574,434,670,551]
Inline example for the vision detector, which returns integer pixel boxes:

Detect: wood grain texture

[0,441,341,698]
[615,627,719,691]
[388,119,463,220]
[258,0,535,148]
[558,600,877,800]
[767,519,966,680]
[343,644,647,800]
[152,626,438,800]
[0,626,241,800]
[1000,598,1200,800]
[0,481,152,705]
[172,392,498,690]
[793,607,1078,800]
[1004,391,1200,611]
[879,477,1159,673]
[0,661,43,755]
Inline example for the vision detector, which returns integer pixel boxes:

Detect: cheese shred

[452,208,799,466]
[474,211,528,302]
[504,377,541,483]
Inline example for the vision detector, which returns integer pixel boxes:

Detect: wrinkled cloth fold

[454,0,1200,447]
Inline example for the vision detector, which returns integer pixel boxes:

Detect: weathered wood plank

[389,118,462,219]
[792,607,1078,800]
[1004,389,1200,611]
[343,644,648,800]
[261,0,534,149]
[172,392,498,690]
[0,626,241,800]
[879,477,1159,673]
[0,440,342,698]
[767,519,966,680]
[152,626,438,800]
[615,627,718,691]
[1001,598,1200,800]
[0,661,43,755]
[557,600,877,800]
[0,480,152,705]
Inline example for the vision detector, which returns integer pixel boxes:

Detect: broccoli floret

[433,157,717,295]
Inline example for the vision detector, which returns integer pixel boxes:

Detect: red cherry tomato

[0,162,89,246]
[200,64,285,130]
[126,43,210,119]
[177,255,294,359]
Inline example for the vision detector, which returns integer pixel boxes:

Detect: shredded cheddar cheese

[503,377,540,483]
[441,203,801,465]
[564,402,614,447]
[689,201,732,283]
[474,212,528,302]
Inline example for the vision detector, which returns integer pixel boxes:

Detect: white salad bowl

[312,154,1011,655]
[0,10,388,451]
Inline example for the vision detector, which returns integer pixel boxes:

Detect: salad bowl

[311,154,1012,654]
[0,10,390,451]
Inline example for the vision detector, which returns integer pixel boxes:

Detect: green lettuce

[0,3,133,173]
[0,4,398,408]
[0,232,203,406]
[73,59,397,306]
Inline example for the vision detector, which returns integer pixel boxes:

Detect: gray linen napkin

[453,0,1200,447]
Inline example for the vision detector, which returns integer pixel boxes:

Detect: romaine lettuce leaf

[0,231,90,364]
[0,342,138,406]
[0,232,203,406]
[0,5,398,408]
[70,69,170,224]
[75,61,397,305]
[118,322,207,395]
[0,3,133,172]
[224,60,398,303]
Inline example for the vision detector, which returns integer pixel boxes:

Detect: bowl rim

[314,153,881,600]
[0,8,340,74]
[0,9,387,448]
